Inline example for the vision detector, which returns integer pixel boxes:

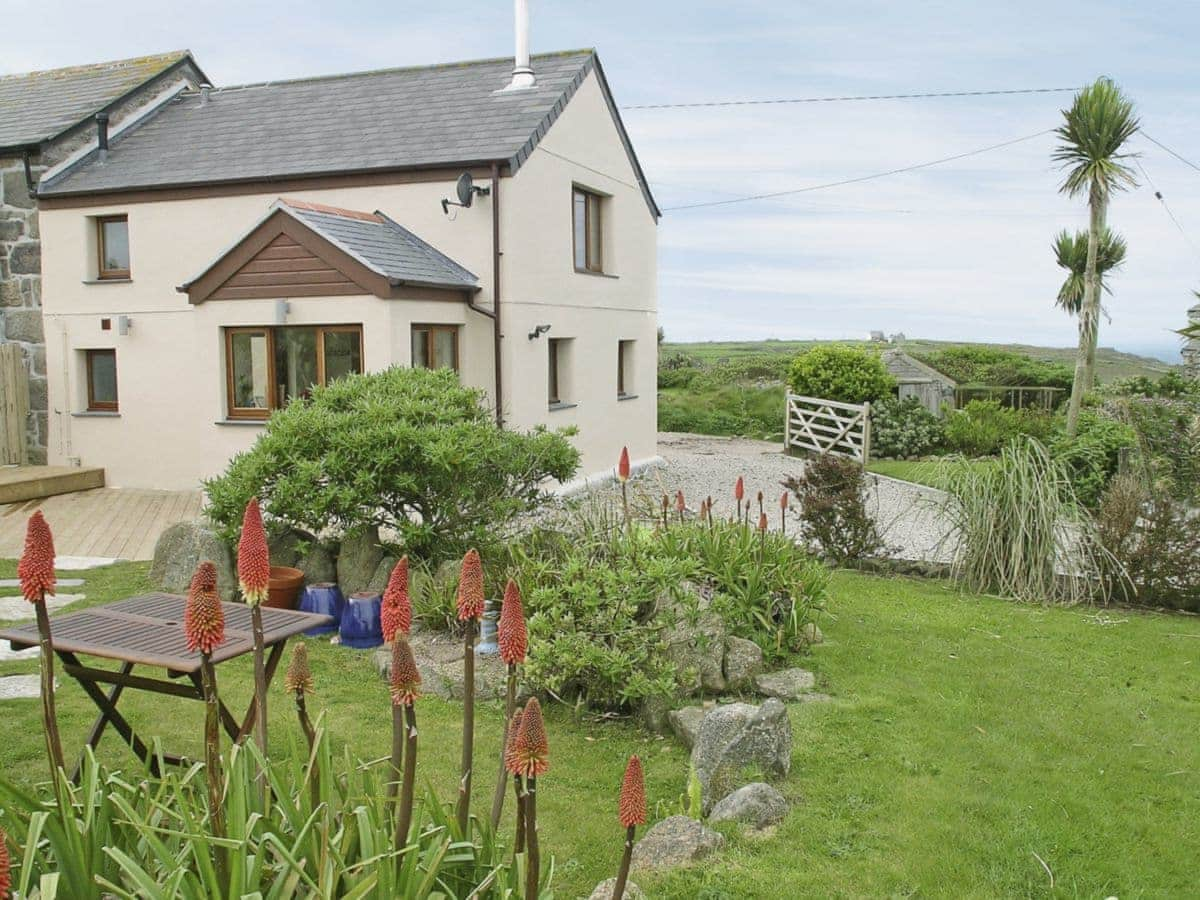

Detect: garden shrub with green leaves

[1048,410,1136,507]
[916,346,1073,390]
[204,367,579,562]
[784,455,886,565]
[787,345,895,404]
[870,396,945,458]
[942,400,1055,457]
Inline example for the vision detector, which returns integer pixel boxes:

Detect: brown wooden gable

[182,208,391,304]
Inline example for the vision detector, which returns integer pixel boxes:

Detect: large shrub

[1049,410,1137,507]
[784,455,886,564]
[1104,394,1200,501]
[787,345,895,404]
[942,399,1055,457]
[871,396,945,458]
[205,367,579,562]
[916,346,1073,389]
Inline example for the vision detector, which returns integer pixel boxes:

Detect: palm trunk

[524,775,540,899]
[34,599,64,780]
[456,621,476,833]
[489,664,518,828]
[613,824,637,900]
[1066,185,1107,436]
[395,704,418,851]
[199,655,228,885]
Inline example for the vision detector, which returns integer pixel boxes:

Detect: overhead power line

[623,86,1080,110]
[1135,159,1200,261]
[662,129,1055,212]
[1141,132,1200,174]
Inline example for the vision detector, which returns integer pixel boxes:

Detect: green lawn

[868,457,997,489]
[2,561,1198,897]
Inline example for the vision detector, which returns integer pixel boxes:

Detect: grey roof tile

[40,51,597,195]
[0,51,194,149]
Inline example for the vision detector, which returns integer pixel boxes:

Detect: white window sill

[215,418,268,426]
[617,393,639,401]
[72,410,120,418]
[82,278,133,285]
[548,401,578,412]
[573,268,619,280]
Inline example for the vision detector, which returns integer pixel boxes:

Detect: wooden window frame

[548,338,564,406]
[85,348,118,412]
[410,324,460,372]
[96,215,130,280]
[225,324,363,420]
[572,187,604,274]
[618,340,633,398]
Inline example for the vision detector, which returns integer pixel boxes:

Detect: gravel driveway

[578,433,955,563]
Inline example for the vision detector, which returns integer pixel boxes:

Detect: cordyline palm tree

[1053,228,1127,316]
[1052,77,1139,436]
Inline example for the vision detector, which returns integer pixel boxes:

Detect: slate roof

[882,349,957,386]
[0,51,200,151]
[38,51,659,216]
[182,198,479,293]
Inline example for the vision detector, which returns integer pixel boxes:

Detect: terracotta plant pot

[265,566,305,609]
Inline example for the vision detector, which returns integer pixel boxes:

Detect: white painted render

[37,69,658,491]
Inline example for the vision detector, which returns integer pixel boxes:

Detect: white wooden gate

[784,393,872,463]
[0,343,29,465]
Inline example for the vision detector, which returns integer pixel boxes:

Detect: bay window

[225,324,362,419]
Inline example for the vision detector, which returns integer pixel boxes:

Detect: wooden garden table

[0,592,331,780]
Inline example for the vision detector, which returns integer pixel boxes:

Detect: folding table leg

[70,659,135,782]
[59,652,162,779]
[235,641,287,743]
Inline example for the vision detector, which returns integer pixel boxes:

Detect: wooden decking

[0,487,204,561]
[0,465,106,504]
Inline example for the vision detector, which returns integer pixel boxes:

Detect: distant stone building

[0,52,207,462]
[1183,302,1200,380]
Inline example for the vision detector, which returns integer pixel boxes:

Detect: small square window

[411,325,459,372]
[97,215,130,279]
[572,188,604,273]
[85,349,118,411]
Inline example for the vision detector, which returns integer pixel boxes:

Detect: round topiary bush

[787,346,895,404]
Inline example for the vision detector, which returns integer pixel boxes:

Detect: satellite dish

[457,173,477,208]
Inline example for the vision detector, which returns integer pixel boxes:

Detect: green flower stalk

[511,698,549,898]
[490,579,527,828]
[389,639,421,853]
[17,511,64,782]
[455,549,485,832]
[284,642,319,808]
[237,497,272,785]
[505,708,526,855]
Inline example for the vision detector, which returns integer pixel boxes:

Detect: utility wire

[1135,159,1200,260]
[1141,132,1200,174]
[662,129,1055,211]
[623,86,1080,110]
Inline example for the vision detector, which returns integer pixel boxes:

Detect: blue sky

[8,1,1199,361]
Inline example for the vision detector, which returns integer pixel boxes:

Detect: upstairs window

[226,325,362,419]
[411,325,459,372]
[97,215,130,279]
[572,187,604,273]
[85,349,118,411]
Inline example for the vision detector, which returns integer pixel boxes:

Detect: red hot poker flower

[675,490,685,514]
[758,512,769,532]
[457,549,485,621]
[734,476,745,502]
[617,446,631,483]
[390,639,421,706]
[504,708,524,775]
[512,697,549,777]
[780,491,789,510]
[498,579,528,666]
[237,498,271,607]
[18,511,56,603]
[618,755,647,828]
[284,642,314,695]
[184,561,226,655]
[381,556,412,642]
[0,825,10,900]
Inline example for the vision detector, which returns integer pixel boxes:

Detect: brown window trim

[617,340,629,398]
[225,324,364,420]
[411,324,460,372]
[548,338,562,405]
[572,187,604,274]
[85,348,118,412]
[96,214,130,280]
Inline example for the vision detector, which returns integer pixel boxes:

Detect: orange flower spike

[498,579,528,666]
[184,561,226,655]
[734,476,745,502]
[18,511,56,603]
[780,491,789,510]
[512,697,549,777]
[758,512,769,532]
[389,638,421,706]
[284,642,314,695]
[456,549,485,621]
[618,755,647,828]
[675,490,685,514]
[237,498,271,607]
[504,708,524,775]
[0,825,9,900]
[757,490,764,505]
[617,446,630,483]
[381,556,412,642]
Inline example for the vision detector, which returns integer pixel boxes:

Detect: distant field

[662,338,1175,384]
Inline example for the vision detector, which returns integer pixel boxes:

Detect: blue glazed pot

[340,591,384,649]
[299,582,344,636]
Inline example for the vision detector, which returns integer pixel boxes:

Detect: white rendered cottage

[34,42,659,491]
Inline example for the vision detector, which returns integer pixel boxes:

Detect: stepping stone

[0,675,52,700]
[57,557,116,570]
[754,668,816,700]
[0,641,39,662]
[796,692,833,704]
[0,594,84,621]
[708,782,789,830]
[631,815,725,871]
[0,578,84,589]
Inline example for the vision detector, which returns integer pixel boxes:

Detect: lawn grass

[868,457,997,489]
[658,381,785,440]
[2,561,1198,897]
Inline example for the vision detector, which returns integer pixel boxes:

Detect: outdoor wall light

[528,324,551,340]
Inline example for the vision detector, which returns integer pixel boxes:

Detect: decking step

[0,466,105,504]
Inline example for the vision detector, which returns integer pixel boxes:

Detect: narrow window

[618,340,635,398]
[572,188,603,273]
[226,325,362,419]
[411,325,459,372]
[85,349,118,411]
[97,215,130,279]
[548,337,571,406]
